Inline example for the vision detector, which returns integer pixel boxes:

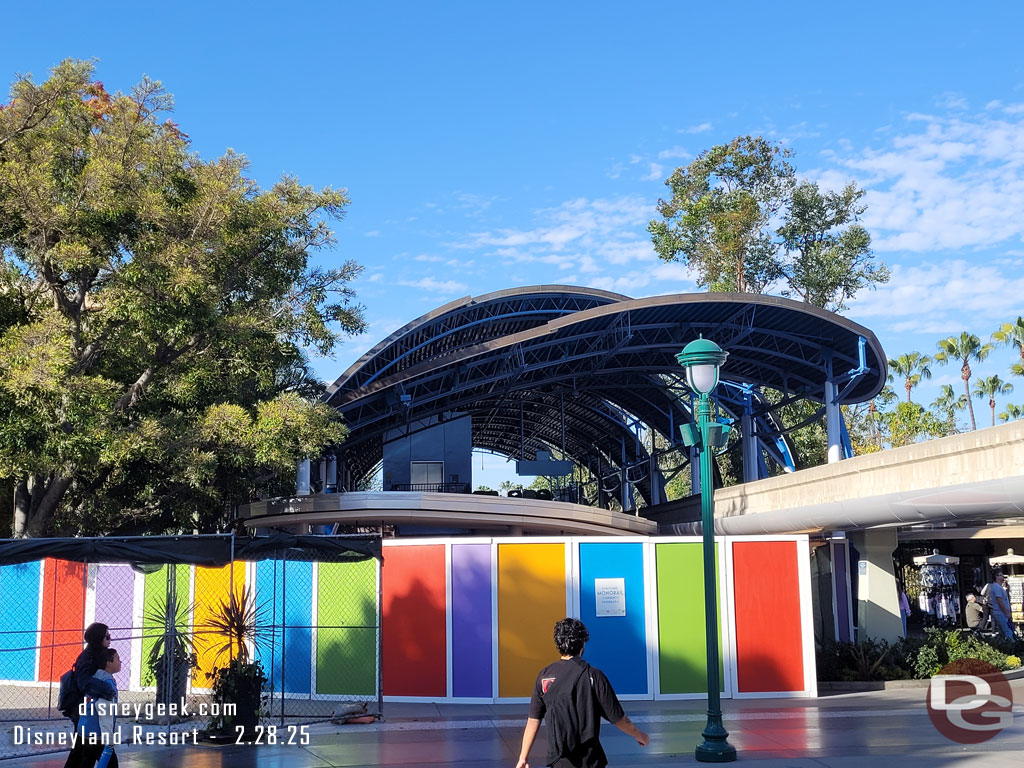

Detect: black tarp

[0,532,380,567]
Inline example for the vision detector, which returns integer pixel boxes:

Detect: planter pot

[153,656,191,711]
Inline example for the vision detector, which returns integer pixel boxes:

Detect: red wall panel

[732,541,804,693]
[382,545,447,696]
[39,559,87,682]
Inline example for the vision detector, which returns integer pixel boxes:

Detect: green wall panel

[656,542,724,694]
[316,559,377,695]
[140,565,191,687]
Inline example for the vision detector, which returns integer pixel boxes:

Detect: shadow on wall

[315,559,377,697]
[383,577,446,696]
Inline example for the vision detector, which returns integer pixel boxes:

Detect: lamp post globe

[676,335,737,763]
[675,336,729,395]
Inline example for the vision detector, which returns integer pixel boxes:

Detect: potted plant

[203,585,269,739]
[143,595,198,716]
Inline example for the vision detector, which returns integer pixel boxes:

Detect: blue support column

[740,385,759,482]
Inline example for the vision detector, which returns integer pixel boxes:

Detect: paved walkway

[9,683,1024,767]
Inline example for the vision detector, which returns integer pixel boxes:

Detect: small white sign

[858,560,868,576]
[595,578,626,617]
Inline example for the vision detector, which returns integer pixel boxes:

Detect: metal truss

[326,288,887,505]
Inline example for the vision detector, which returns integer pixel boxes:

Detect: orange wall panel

[732,541,804,692]
[39,559,86,682]
[382,545,447,696]
[192,562,245,687]
[497,543,566,698]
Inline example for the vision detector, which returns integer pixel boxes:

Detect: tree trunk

[962,363,976,431]
[905,380,912,403]
[13,474,73,537]
[991,397,996,428]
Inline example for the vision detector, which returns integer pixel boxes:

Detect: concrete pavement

[8,682,1024,767]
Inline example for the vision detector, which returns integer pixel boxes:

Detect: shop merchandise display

[914,550,961,629]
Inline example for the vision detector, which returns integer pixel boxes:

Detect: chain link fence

[0,535,381,761]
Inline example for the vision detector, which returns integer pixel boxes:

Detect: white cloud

[658,146,691,160]
[364,230,381,237]
[678,122,712,134]
[414,254,444,262]
[643,162,664,182]
[397,277,469,294]
[847,260,1024,328]
[813,108,1024,253]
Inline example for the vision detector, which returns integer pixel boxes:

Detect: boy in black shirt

[516,618,648,768]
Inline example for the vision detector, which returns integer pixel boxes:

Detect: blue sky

[5,4,1024,485]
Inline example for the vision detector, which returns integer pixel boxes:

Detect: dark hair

[553,618,589,656]
[102,648,119,666]
[83,623,109,648]
[993,570,1004,579]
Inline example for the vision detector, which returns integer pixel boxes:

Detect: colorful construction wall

[378,536,815,701]
[0,535,815,701]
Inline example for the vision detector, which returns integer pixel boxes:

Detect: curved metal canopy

[325,286,887,495]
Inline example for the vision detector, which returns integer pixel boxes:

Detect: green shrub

[818,629,1018,681]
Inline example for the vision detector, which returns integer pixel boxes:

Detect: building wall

[382,413,472,490]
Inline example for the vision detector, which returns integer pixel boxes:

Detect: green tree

[887,352,933,403]
[0,61,365,536]
[649,136,889,310]
[933,332,993,431]
[777,182,889,311]
[973,375,1014,428]
[930,384,967,433]
[992,316,1024,378]
[649,135,794,293]
[886,402,948,447]
[999,404,1023,422]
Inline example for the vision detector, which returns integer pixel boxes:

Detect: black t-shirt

[528,656,625,768]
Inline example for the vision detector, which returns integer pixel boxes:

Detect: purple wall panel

[832,542,852,643]
[94,564,134,690]
[451,544,492,698]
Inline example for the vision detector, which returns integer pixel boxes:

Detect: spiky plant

[203,585,270,666]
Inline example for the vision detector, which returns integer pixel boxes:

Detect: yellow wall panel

[192,562,246,687]
[497,543,566,697]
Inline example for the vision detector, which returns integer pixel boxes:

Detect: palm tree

[993,316,1024,378]
[930,384,967,431]
[973,375,1014,427]
[934,332,993,430]
[887,352,933,403]
[999,403,1023,422]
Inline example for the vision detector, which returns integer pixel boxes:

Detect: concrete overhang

[661,421,1024,536]
[241,491,658,537]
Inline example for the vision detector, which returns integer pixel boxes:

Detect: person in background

[79,648,121,768]
[516,618,648,768]
[64,623,114,768]
[985,571,1014,640]
[965,593,985,630]
[897,583,912,637]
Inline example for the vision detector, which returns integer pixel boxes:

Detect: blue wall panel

[578,542,647,695]
[255,560,312,695]
[0,562,41,681]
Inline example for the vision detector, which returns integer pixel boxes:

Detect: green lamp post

[676,336,737,763]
